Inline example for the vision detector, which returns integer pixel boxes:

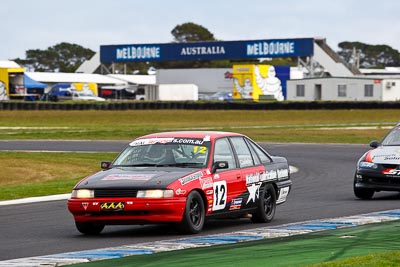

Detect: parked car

[68,131,292,234]
[70,90,105,101]
[209,91,233,101]
[354,123,400,199]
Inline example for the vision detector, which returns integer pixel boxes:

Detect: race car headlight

[359,161,378,169]
[136,189,174,198]
[71,189,94,199]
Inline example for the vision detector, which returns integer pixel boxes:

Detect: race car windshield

[112,142,210,168]
[381,127,400,146]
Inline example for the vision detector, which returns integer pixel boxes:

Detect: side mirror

[369,140,379,148]
[212,161,229,173]
[101,161,112,170]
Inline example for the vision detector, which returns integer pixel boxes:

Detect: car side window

[230,137,254,168]
[246,139,272,163]
[213,138,236,170]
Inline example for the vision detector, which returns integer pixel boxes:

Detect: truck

[145,84,198,101]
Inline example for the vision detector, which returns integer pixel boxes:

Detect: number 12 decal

[213,180,227,211]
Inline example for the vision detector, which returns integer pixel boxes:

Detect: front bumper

[355,169,400,191]
[68,197,187,224]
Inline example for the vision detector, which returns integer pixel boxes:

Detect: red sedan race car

[68,131,292,234]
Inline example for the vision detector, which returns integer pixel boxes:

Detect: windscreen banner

[100,38,314,63]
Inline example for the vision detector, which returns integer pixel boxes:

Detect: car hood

[369,146,400,164]
[76,167,200,189]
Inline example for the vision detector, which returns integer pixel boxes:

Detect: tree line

[13,22,400,73]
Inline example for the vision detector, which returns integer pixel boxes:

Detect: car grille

[368,177,400,185]
[381,164,399,169]
[94,189,138,198]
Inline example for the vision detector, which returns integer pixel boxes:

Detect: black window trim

[228,136,259,168]
[212,136,239,170]
[245,138,273,163]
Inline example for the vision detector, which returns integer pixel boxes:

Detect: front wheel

[75,221,104,235]
[176,191,205,234]
[251,184,276,223]
[354,176,374,199]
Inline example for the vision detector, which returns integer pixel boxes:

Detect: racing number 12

[213,181,227,211]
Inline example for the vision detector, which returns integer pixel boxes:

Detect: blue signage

[100,38,314,63]
[274,65,291,99]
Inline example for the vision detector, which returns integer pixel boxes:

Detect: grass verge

[0,109,398,143]
[0,152,117,200]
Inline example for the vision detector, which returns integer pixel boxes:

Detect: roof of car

[137,131,244,140]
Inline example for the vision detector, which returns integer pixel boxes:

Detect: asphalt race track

[1,141,400,261]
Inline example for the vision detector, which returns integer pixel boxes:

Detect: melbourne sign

[100,38,314,63]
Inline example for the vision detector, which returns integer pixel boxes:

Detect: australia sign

[100,38,314,63]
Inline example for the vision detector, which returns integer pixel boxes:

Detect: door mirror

[212,161,229,173]
[101,161,112,170]
[369,140,379,148]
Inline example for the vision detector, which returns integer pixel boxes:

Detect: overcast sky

[2,0,399,60]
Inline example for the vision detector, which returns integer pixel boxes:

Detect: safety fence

[1,101,400,110]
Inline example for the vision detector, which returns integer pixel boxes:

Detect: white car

[355,123,400,199]
[72,90,105,101]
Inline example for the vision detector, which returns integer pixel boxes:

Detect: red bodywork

[68,197,187,224]
[67,131,291,228]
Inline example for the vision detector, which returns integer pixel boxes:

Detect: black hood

[76,167,200,189]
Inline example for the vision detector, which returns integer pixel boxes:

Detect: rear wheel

[251,184,276,223]
[177,191,205,234]
[75,221,104,235]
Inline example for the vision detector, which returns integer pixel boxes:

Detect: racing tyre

[177,191,205,234]
[353,176,374,199]
[75,221,105,235]
[251,183,276,223]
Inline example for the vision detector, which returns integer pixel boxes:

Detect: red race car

[68,131,292,234]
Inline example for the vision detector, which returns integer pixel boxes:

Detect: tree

[338,41,400,68]
[14,42,95,72]
[163,22,234,69]
[171,22,216,43]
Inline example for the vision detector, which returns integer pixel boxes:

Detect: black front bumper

[355,169,400,191]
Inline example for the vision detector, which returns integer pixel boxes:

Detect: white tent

[26,72,127,85]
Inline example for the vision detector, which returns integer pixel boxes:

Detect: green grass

[309,251,400,266]
[0,109,398,142]
[0,152,117,200]
[2,179,77,200]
